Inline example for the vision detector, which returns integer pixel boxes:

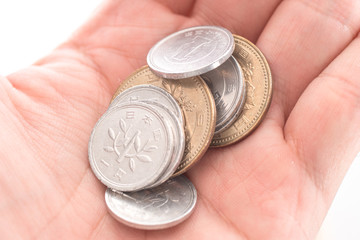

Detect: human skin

[0,0,359,239]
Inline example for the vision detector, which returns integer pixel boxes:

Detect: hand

[1,0,359,239]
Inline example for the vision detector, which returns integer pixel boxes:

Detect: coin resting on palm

[88,25,272,230]
[105,175,197,230]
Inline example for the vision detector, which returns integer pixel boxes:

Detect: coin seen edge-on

[211,35,273,147]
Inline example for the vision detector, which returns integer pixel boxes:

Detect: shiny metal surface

[141,100,185,188]
[105,175,197,230]
[147,26,234,79]
[201,55,245,134]
[211,34,273,147]
[110,84,183,125]
[112,66,216,176]
[88,103,173,191]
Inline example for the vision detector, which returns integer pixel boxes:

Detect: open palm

[1,0,360,239]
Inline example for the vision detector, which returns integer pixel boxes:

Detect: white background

[0,1,359,239]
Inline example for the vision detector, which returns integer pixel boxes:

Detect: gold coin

[211,35,273,147]
[112,66,216,175]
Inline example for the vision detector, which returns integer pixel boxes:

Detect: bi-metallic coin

[105,175,197,230]
[147,26,235,79]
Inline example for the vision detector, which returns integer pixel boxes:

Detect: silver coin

[201,56,245,134]
[141,100,185,188]
[88,102,174,192]
[221,77,247,134]
[147,26,234,79]
[110,87,185,188]
[105,175,197,230]
[110,85,183,125]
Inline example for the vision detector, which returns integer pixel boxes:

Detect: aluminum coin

[105,175,197,230]
[110,84,183,125]
[218,77,247,136]
[141,100,185,188]
[201,55,245,134]
[112,66,216,176]
[147,26,234,79]
[88,102,174,191]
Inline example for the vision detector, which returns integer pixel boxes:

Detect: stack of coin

[88,25,272,230]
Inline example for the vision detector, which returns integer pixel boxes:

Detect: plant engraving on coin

[103,118,158,176]
[211,35,272,147]
[105,176,197,229]
[118,179,182,215]
[161,79,195,159]
[112,67,215,176]
[242,62,256,111]
[162,80,195,112]
[120,188,179,214]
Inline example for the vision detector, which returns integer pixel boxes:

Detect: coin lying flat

[113,66,216,176]
[147,26,234,79]
[105,175,197,230]
[201,55,245,134]
[88,103,174,191]
[211,35,273,147]
[110,85,183,125]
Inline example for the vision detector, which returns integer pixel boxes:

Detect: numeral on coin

[238,47,249,60]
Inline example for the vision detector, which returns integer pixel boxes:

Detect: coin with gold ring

[112,66,216,175]
[211,35,273,147]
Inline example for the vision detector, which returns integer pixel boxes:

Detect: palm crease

[0,0,359,239]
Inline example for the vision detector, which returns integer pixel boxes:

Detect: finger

[186,0,282,42]
[153,0,196,15]
[35,0,283,93]
[36,0,191,90]
[257,0,360,125]
[285,34,360,201]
